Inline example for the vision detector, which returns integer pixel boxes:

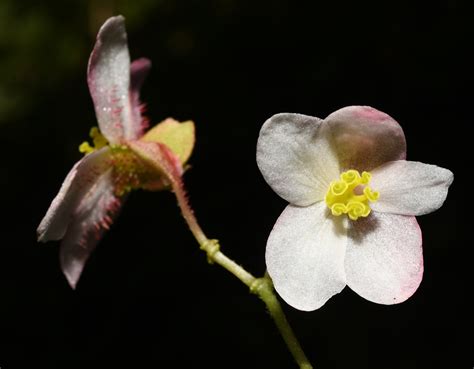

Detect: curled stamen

[78,126,109,155]
[330,181,348,196]
[341,170,359,184]
[325,169,379,220]
[331,203,347,216]
[364,187,380,202]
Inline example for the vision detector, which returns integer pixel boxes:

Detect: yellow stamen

[325,169,379,221]
[79,142,94,154]
[78,126,108,155]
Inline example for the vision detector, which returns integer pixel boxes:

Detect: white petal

[266,202,347,311]
[370,160,454,216]
[87,16,139,142]
[345,212,423,305]
[257,113,340,206]
[37,148,111,242]
[60,169,125,289]
[325,106,407,171]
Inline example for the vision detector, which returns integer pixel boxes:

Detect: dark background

[0,1,468,368]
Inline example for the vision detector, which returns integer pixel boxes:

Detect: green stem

[172,179,313,369]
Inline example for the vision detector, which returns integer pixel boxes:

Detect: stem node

[250,277,271,297]
[171,178,313,368]
[200,238,220,264]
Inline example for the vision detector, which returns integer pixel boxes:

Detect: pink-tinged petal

[325,106,407,171]
[266,202,347,311]
[60,169,125,289]
[87,16,139,142]
[130,58,152,136]
[37,148,112,242]
[257,113,340,206]
[345,212,423,305]
[371,160,454,216]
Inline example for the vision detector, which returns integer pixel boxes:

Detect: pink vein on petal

[87,15,131,143]
[37,147,112,243]
[59,169,125,289]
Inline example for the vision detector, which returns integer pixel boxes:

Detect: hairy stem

[172,179,313,369]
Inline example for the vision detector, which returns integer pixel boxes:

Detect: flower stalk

[38,14,314,367]
[171,177,313,369]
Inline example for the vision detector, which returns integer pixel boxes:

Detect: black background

[0,1,468,368]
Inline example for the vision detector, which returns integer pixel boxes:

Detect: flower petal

[142,118,195,165]
[370,160,454,216]
[60,169,124,289]
[266,202,347,311]
[257,113,340,206]
[130,57,152,136]
[325,106,406,171]
[37,148,111,242]
[87,16,139,142]
[345,212,423,305]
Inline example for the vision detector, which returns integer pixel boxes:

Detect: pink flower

[37,16,194,288]
[257,106,453,311]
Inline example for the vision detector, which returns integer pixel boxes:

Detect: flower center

[324,169,379,221]
[79,126,108,154]
[109,146,165,196]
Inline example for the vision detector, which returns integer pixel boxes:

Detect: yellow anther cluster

[325,169,380,221]
[79,127,108,155]
[109,146,158,196]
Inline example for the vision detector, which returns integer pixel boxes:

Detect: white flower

[257,106,453,311]
[37,16,194,289]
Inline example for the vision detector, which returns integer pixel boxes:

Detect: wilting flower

[37,16,195,288]
[257,106,453,311]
